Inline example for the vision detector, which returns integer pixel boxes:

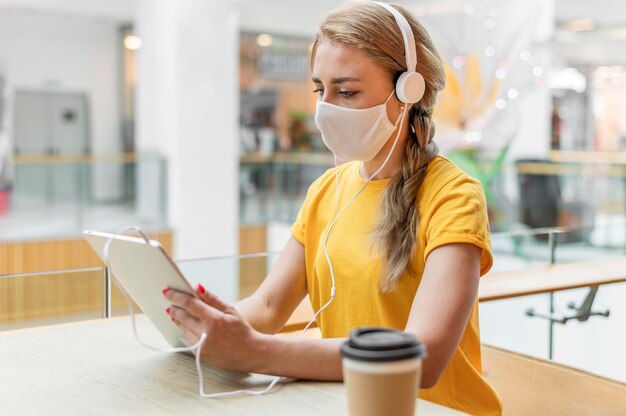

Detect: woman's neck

[359,123,410,181]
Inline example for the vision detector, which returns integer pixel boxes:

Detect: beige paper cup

[341,328,427,416]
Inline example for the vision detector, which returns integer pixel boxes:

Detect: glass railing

[239,151,333,224]
[238,151,626,239]
[490,221,626,272]
[0,267,106,331]
[0,253,283,327]
[0,152,168,242]
[176,252,281,302]
[1,223,624,382]
[480,221,626,382]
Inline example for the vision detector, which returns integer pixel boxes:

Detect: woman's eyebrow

[311,76,362,84]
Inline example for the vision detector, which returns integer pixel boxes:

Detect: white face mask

[315,90,401,162]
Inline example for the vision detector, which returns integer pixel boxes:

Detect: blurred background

[1,0,625,385]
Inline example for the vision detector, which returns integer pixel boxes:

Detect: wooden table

[550,150,626,165]
[515,161,626,177]
[0,317,465,415]
[240,151,334,166]
[516,150,626,177]
[478,256,626,302]
[11,152,142,165]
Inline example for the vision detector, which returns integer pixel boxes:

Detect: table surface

[0,316,465,416]
[478,256,626,302]
[515,161,626,177]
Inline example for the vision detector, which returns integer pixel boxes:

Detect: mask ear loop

[103,225,285,398]
[301,100,410,336]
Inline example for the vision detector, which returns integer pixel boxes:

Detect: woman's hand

[164,283,346,381]
[163,284,262,373]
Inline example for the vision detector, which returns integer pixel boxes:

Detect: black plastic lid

[340,327,427,363]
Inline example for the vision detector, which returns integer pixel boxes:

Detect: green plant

[289,110,307,123]
[288,111,310,150]
[446,144,509,205]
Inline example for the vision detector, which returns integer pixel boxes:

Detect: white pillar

[135,0,239,260]
[509,0,554,161]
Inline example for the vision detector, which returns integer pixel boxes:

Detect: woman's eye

[339,90,357,97]
[311,88,357,98]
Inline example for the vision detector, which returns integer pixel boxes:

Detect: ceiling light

[563,19,596,32]
[256,34,273,47]
[123,35,142,50]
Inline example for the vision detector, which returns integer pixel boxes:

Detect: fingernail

[197,284,206,294]
[166,307,171,314]
[162,288,169,296]
[170,317,175,322]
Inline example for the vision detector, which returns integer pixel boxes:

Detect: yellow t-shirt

[292,156,503,416]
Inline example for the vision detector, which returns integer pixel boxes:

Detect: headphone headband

[373,2,425,104]
[374,2,417,73]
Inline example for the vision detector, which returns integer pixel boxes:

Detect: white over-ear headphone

[374,2,426,104]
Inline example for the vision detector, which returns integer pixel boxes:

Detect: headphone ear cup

[396,71,426,104]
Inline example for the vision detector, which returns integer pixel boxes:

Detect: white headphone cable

[301,103,409,336]
[103,226,284,398]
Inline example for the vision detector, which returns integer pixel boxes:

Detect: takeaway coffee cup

[340,327,427,416]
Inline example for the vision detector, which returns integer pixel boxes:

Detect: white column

[509,0,554,161]
[135,0,239,260]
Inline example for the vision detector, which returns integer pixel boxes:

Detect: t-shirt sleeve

[422,175,493,276]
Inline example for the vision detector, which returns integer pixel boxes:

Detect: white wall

[0,9,122,201]
[135,0,239,259]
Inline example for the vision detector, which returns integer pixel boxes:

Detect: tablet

[83,229,197,348]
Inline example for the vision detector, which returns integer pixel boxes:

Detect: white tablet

[83,229,197,348]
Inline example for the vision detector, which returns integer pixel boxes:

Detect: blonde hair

[311,2,445,291]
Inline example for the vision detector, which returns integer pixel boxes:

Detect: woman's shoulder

[422,155,483,198]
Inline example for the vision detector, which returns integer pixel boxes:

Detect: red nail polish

[170,317,175,322]
[197,284,206,294]
[162,288,169,296]
[166,307,171,314]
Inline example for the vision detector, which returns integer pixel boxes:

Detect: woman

[164,2,502,414]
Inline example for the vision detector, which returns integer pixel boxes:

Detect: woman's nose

[320,92,336,105]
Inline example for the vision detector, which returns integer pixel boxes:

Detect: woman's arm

[404,242,481,388]
[234,236,308,334]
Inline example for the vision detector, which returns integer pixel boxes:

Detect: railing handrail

[0,266,104,279]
